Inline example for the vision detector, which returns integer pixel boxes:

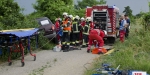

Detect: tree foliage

[75,0,106,17]
[77,0,106,9]
[123,6,133,17]
[33,0,75,22]
[0,0,24,26]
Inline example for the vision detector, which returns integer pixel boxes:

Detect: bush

[84,18,150,74]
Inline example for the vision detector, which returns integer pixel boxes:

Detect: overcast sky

[15,0,149,15]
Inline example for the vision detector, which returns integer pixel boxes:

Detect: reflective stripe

[82,39,86,45]
[72,22,79,33]
[83,24,90,34]
[67,43,70,45]
[75,41,79,43]
[62,42,66,44]
[83,33,89,35]
[72,42,75,44]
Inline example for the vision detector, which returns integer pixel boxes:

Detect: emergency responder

[55,18,62,43]
[82,17,91,47]
[119,15,128,43]
[79,17,86,44]
[68,15,74,46]
[61,12,72,52]
[87,29,105,54]
[71,15,81,47]
[124,14,130,38]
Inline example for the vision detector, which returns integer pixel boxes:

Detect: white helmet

[68,15,73,19]
[75,15,80,20]
[86,17,92,21]
[81,17,85,21]
[63,12,68,16]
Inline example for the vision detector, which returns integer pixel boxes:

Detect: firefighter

[87,29,105,54]
[61,12,72,52]
[79,17,86,44]
[71,15,81,47]
[68,15,74,46]
[55,18,62,43]
[119,15,127,43]
[82,17,91,47]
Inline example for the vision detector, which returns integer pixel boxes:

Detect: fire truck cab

[86,5,120,43]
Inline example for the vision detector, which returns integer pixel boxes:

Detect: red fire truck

[85,5,120,43]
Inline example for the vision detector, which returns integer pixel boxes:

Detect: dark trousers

[72,32,80,46]
[82,34,89,46]
[62,32,70,45]
[125,28,129,38]
[62,32,70,51]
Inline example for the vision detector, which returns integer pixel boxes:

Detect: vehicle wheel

[108,37,116,44]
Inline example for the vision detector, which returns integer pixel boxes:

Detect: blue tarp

[0,28,39,37]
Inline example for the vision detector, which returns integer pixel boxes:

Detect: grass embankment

[84,23,150,74]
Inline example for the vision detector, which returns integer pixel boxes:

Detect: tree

[33,0,74,22]
[123,6,133,17]
[0,0,24,26]
[77,0,106,9]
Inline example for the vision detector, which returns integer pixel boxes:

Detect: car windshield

[40,19,53,25]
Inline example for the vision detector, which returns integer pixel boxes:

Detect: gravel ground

[0,46,112,75]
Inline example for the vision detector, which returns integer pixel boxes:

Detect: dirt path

[0,46,112,75]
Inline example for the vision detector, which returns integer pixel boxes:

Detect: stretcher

[0,28,39,67]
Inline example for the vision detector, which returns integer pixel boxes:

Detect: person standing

[124,15,130,38]
[119,15,128,43]
[71,16,81,47]
[61,12,71,52]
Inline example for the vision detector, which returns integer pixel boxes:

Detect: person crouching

[87,29,105,54]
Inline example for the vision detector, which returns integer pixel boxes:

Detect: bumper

[44,32,56,39]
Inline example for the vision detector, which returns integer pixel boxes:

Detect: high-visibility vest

[72,21,81,33]
[62,18,71,32]
[83,23,90,35]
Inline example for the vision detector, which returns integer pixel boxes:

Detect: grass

[84,22,150,74]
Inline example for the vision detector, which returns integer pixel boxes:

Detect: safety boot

[87,49,90,53]
[63,45,69,52]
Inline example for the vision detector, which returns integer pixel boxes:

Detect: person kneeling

[87,29,105,54]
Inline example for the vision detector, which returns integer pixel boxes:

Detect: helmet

[63,12,68,16]
[81,17,85,21]
[55,18,62,21]
[86,17,92,21]
[68,15,73,19]
[75,15,80,20]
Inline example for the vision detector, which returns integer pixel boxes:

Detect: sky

[15,0,149,15]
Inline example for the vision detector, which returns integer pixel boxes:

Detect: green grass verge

[84,24,150,74]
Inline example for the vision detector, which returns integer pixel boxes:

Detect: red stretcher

[0,28,39,67]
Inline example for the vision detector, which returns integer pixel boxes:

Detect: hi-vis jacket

[83,22,90,35]
[62,18,71,32]
[72,21,82,33]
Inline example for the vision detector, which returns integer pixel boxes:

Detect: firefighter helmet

[68,15,73,19]
[75,15,80,20]
[86,17,92,21]
[63,12,68,16]
[81,17,85,21]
